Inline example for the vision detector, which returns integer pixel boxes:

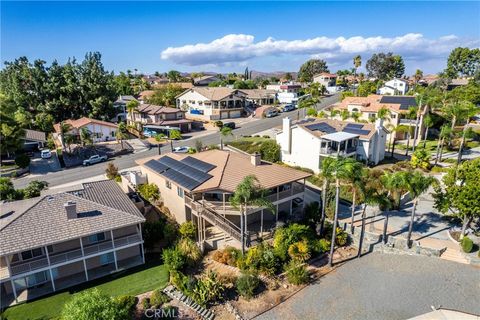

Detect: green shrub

[461,236,474,253]
[335,228,349,246]
[61,288,126,320]
[288,240,311,262]
[143,221,165,249]
[115,295,137,316]
[236,272,260,300]
[105,162,119,179]
[312,238,331,254]
[22,180,48,199]
[191,271,225,307]
[179,221,197,239]
[214,120,223,128]
[163,223,178,242]
[142,297,151,310]
[244,243,279,276]
[259,140,281,162]
[138,183,160,204]
[273,224,315,261]
[162,247,185,271]
[114,175,122,182]
[176,238,202,266]
[149,289,170,308]
[15,153,30,168]
[284,260,309,285]
[410,149,431,170]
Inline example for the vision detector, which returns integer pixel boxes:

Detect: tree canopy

[298,59,329,82]
[445,47,480,78]
[366,52,405,80]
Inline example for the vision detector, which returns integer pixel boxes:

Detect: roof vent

[47,196,54,202]
[64,201,77,219]
[251,152,261,166]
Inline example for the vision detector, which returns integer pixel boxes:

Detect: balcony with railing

[5,233,143,278]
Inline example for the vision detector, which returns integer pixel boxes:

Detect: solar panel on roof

[181,156,216,172]
[345,123,364,130]
[162,169,201,190]
[379,96,417,110]
[305,123,337,134]
[155,155,213,190]
[144,159,168,174]
[343,128,371,135]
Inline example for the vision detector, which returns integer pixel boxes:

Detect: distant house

[138,90,155,102]
[53,117,118,147]
[113,95,137,122]
[313,73,337,87]
[193,75,220,86]
[446,78,469,91]
[128,104,193,133]
[276,117,388,172]
[176,87,247,120]
[378,78,409,95]
[23,129,46,151]
[241,89,277,107]
[329,94,427,140]
[0,180,145,306]
[266,84,302,104]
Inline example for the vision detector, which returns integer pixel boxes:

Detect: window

[165,180,172,189]
[26,271,48,287]
[21,248,44,261]
[177,187,184,198]
[100,252,114,266]
[391,114,397,119]
[88,232,106,244]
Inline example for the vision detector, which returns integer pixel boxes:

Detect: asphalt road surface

[14,94,340,189]
[258,253,480,320]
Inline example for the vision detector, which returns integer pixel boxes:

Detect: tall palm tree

[353,55,361,76]
[391,125,408,157]
[116,124,128,150]
[434,125,452,165]
[59,121,72,150]
[404,171,435,248]
[344,161,364,233]
[381,171,409,211]
[327,157,361,267]
[219,126,232,150]
[230,175,276,253]
[340,110,350,121]
[64,134,75,154]
[422,114,434,148]
[318,157,336,236]
[126,100,140,125]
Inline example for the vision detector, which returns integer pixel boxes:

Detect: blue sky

[2,1,479,75]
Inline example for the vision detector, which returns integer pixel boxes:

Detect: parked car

[282,104,296,112]
[83,155,107,166]
[173,146,192,153]
[40,149,52,159]
[223,122,236,130]
[265,109,279,118]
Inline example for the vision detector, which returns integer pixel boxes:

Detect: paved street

[13,94,340,189]
[258,253,480,320]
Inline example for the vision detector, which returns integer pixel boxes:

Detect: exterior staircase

[440,247,470,264]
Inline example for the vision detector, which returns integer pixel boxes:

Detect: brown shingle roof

[333,94,416,113]
[137,150,311,193]
[137,104,182,115]
[24,129,46,142]
[0,180,144,255]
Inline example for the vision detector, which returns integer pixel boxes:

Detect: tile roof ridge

[216,151,231,190]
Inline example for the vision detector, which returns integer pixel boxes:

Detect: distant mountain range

[179,70,297,79]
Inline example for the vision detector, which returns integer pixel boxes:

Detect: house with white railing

[136,150,311,250]
[0,180,145,307]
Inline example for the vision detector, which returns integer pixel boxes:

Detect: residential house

[53,117,118,147]
[113,95,137,122]
[446,78,470,91]
[329,95,427,140]
[128,104,193,133]
[176,87,247,120]
[313,73,337,87]
[241,89,277,107]
[276,117,388,172]
[266,83,303,104]
[135,150,311,249]
[378,78,409,95]
[23,129,46,151]
[193,75,220,86]
[0,180,145,307]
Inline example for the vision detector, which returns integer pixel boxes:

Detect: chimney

[64,201,77,219]
[282,117,292,154]
[251,152,261,166]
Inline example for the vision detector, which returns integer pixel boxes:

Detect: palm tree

[422,114,434,148]
[344,161,364,234]
[126,100,139,125]
[168,129,182,151]
[340,110,349,121]
[64,134,75,154]
[80,127,93,147]
[219,126,232,150]
[404,171,435,248]
[391,125,409,157]
[59,121,72,150]
[351,111,360,122]
[230,175,276,253]
[327,157,361,267]
[377,107,390,121]
[318,157,336,237]
[116,127,128,149]
[434,125,452,165]
[414,69,423,86]
[353,55,361,76]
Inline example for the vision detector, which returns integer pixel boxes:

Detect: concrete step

[440,248,469,264]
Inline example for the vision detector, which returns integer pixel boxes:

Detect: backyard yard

[1,261,169,320]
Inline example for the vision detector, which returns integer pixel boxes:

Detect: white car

[40,149,52,159]
[173,146,191,153]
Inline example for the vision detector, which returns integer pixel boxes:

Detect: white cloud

[160,33,479,67]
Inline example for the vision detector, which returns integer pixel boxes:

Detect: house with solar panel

[136,150,311,249]
[0,180,145,306]
[276,117,388,172]
[329,94,427,141]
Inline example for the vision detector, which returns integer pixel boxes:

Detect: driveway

[29,152,62,175]
[258,253,480,320]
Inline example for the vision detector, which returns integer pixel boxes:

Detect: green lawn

[227,136,271,154]
[2,261,169,320]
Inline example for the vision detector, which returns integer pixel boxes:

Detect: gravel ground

[257,253,480,320]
